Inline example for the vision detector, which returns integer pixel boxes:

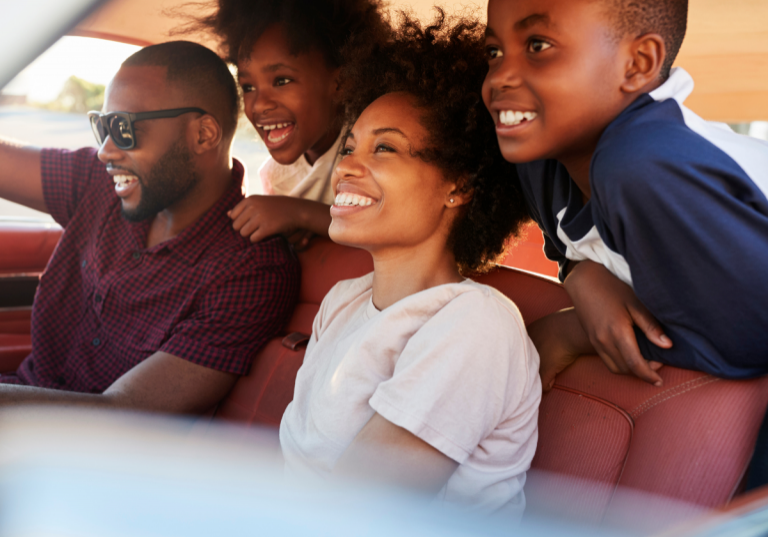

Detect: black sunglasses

[87,107,207,150]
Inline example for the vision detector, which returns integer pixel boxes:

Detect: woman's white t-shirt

[258,134,342,204]
[280,273,542,517]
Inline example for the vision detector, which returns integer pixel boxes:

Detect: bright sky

[2,36,140,103]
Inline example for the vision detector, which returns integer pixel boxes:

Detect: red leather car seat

[215,239,373,425]
[0,223,62,276]
[216,237,768,522]
[0,223,63,371]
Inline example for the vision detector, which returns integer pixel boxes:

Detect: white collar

[649,67,694,105]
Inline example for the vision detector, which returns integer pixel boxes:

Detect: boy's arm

[0,138,46,212]
[229,195,331,244]
[527,307,596,391]
[564,260,668,386]
[589,136,768,378]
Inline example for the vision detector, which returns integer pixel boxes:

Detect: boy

[482,0,768,390]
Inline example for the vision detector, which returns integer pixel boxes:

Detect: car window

[0,36,269,224]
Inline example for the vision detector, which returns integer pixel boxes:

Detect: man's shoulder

[200,231,299,278]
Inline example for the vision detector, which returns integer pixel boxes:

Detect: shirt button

[81,259,87,268]
[92,338,101,346]
[95,294,102,303]
[132,251,142,260]
[56,376,66,385]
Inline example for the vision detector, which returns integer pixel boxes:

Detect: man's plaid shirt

[3,148,299,393]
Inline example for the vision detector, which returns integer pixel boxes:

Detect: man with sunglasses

[0,41,299,413]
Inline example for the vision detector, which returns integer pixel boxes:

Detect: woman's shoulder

[377,280,531,354]
[398,279,525,328]
[327,272,374,297]
[319,272,374,312]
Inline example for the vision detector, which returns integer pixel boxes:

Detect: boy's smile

[482,0,632,179]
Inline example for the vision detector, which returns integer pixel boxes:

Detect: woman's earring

[449,198,454,203]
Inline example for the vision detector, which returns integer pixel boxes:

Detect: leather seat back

[216,238,768,519]
[214,240,372,425]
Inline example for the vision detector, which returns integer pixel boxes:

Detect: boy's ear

[189,114,223,154]
[621,33,666,94]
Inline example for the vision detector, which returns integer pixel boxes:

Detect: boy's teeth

[333,192,376,207]
[499,110,537,126]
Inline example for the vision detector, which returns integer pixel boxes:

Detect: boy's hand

[229,195,307,243]
[528,308,594,392]
[564,260,671,387]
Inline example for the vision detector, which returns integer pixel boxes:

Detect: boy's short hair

[182,0,390,68]
[123,41,239,139]
[602,0,688,79]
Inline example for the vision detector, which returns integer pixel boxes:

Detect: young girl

[280,12,541,516]
[192,0,389,246]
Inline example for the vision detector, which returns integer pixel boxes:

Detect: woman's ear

[190,114,223,154]
[445,182,472,208]
[621,33,665,94]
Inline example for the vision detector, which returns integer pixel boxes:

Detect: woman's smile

[328,93,453,252]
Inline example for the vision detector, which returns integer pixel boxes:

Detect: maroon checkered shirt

[1,148,300,393]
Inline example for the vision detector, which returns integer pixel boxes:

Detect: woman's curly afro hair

[179,0,390,67]
[340,9,529,274]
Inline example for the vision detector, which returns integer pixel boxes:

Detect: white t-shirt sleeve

[368,289,536,464]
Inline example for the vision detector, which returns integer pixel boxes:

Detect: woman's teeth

[113,175,137,187]
[499,110,537,126]
[333,193,376,207]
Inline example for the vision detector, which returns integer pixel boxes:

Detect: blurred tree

[46,76,105,113]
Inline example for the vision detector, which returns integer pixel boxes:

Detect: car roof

[68,0,768,123]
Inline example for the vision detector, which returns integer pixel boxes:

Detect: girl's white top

[258,134,342,204]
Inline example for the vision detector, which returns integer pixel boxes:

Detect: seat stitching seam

[630,377,720,419]
[629,376,711,416]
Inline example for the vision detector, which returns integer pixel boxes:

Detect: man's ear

[445,182,472,208]
[189,114,223,154]
[621,33,666,94]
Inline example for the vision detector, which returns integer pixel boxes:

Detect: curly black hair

[175,0,390,67]
[340,9,529,274]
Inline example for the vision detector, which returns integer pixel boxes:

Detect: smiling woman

[279,11,541,517]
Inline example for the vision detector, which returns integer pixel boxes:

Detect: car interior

[1,0,767,532]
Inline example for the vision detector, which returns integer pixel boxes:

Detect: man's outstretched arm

[0,351,237,414]
[0,137,45,213]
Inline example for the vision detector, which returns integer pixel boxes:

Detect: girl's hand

[564,260,671,387]
[228,195,330,244]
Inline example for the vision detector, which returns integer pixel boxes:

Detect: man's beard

[122,139,201,222]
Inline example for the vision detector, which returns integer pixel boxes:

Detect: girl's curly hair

[176,0,390,67]
[340,9,529,274]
